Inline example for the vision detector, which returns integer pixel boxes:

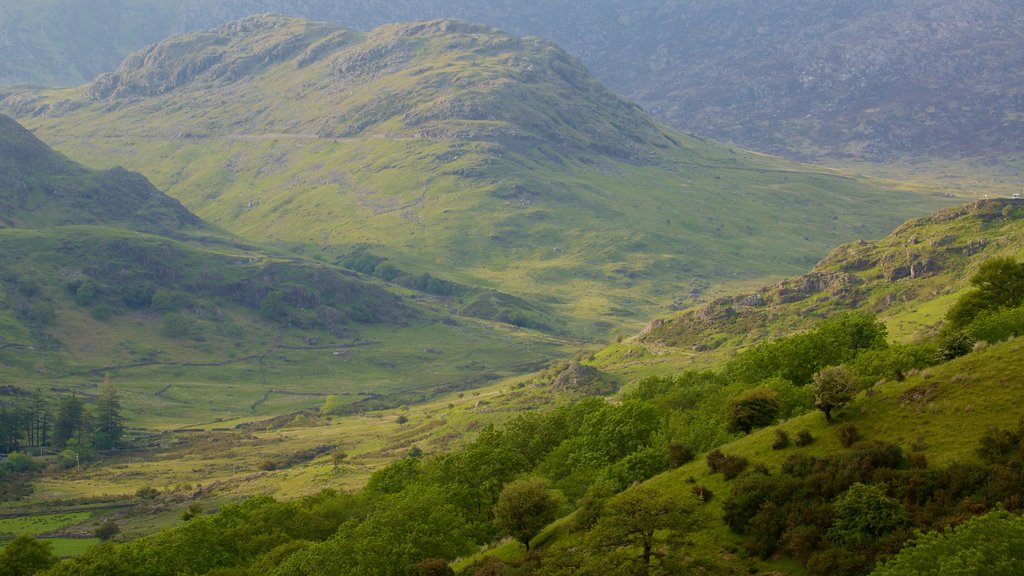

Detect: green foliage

[725,387,781,434]
[274,487,474,576]
[719,455,749,480]
[1,452,42,473]
[795,429,814,446]
[771,428,789,450]
[259,291,290,325]
[93,379,124,450]
[828,483,908,547]
[725,312,888,386]
[946,257,1024,330]
[150,289,194,312]
[493,477,561,550]
[0,535,57,576]
[53,394,84,449]
[584,484,698,573]
[837,423,861,448]
[871,510,1024,576]
[811,365,858,422]
[849,344,938,386]
[94,520,120,541]
[159,313,203,340]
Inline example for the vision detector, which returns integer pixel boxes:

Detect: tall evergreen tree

[53,394,84,449]
[94,377,123,450]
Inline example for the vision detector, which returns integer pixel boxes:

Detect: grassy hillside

[0,115,572,431]
[596,199,1024,378]
[1,16,958,337]
[0,114,201,234]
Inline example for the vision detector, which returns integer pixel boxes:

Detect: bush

[977,423,1023,464]
[690,484,713,502]
[181,502,203,521]
[1,452,43,473]
[720,455,749,480]
[836,423,860,448]
[706,449,726,473]
[938,330,976,360]
[135,486,160,500]
[94,519,120,541]
[726,388,781,434]
[795,429,814,446]
[668,443,695,468]
[772,429,790,450]
[415,559,455,576]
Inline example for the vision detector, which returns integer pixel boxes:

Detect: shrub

[706,449,726,473]
[977,424,1022,464]
[2,452,43,473]
[395,414,409,425]
[94,520,120,541]
[668,443,695,468]
[690,484,713,502]
[939,330,976,360]
[836,423,860,448]
[795,429,814,446]
[181,502,203,521]
[908,452,928,469]
[135,486,160,500]
[726,388,781,434]
[720,455,749,480]
[772,429,790,450]
[415,559,454,576]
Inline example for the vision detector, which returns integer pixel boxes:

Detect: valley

[0,6,1021,576]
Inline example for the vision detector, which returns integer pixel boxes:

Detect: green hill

[605,199,1024,375]
[0,116,570,428]
[0,16,957,337]
[0,114,200,233]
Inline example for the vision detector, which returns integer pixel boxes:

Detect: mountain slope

[0,1,1021,161]
[0,114,201,233]
[599,198,1024,376]
[0,16,957,336]
[0,115,569,425]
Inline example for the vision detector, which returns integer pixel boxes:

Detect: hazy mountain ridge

[0,16,956,336]
[1,0,1021,160]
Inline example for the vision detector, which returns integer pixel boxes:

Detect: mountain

[1,1,1022,161]
[0,16,956,337]
[635,198,1024,351]
[0,116,569,423]
[0,114,201,233]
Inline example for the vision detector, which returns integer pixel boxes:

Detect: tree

[493,477,561,550]
[871,509,1024,576]
[0,535,57,576]
[946,257,1024,329]
[725,388,781,434]
[811,365,857,422]
[54,393,84,449]
[828,483,907,548]
[94,519,121,541]
[93,377,123,450]
[588,484,698,575]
